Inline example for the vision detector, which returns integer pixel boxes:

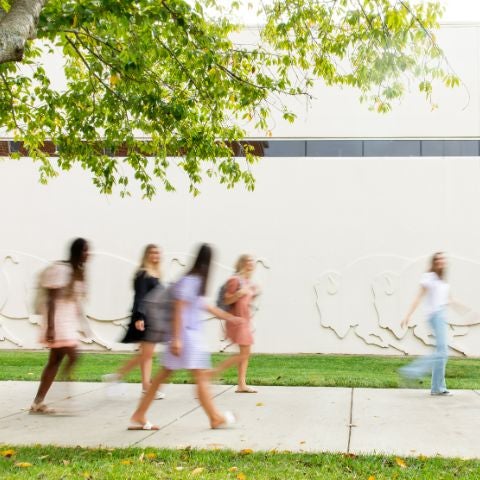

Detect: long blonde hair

[235,254,252,274]
[138,244,162,279]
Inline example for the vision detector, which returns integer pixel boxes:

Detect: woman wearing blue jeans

[400,252,453,396]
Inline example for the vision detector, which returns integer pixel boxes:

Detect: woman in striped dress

[129,243,241,430]
[30,238,89,413]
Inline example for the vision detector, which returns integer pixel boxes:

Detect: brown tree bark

[0,0,46,64]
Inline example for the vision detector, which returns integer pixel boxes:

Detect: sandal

[211,411,236,429]
[142,390,166,400]
[235,387,258,393]
[127,420,160,431]
[29,403,56,414]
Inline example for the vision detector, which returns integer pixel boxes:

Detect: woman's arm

[45,289,58,342]
[401,286,426,329]
[132,272,149,330]
[224,278,248,306]
[449,294,471,316]
[170,299,185,356]
[206,304,241,324]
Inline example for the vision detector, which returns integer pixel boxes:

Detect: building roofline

[240,21,480,29]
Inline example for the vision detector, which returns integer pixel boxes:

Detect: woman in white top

[400,252,452,395]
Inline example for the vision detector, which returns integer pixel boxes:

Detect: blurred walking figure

[103,244,166,399]
[400,252,453,396]
[129,243,241,430]
[30,238,89,413]
[211,254,260,393]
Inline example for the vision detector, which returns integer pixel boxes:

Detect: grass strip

[1,445,480,480]
[1,351,480,389]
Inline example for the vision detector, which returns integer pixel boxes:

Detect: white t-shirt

[420,272,449,317]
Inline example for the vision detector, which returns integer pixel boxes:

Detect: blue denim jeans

[400,310,448,393]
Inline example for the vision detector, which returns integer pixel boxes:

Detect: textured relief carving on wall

[315,254,480,356]
[0,250,268,352]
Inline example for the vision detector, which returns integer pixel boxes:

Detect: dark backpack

[138,283,175,343]
[216,276,242,311]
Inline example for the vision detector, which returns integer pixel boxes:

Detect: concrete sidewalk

[0,381,479,458]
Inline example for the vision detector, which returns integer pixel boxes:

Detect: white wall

[240,23,480,139]
[2,156,480,356]
[1,23,479,140]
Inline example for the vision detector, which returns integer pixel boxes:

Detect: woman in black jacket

[103,244,165,399]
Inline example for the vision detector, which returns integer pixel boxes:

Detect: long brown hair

[187,243,212,296]
[429,251,445,279]
[138,244,162,279]
[65,238,89,298]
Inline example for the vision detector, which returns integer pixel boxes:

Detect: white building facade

[2,23,480,356]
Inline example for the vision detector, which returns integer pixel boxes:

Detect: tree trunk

[0,0,47,64]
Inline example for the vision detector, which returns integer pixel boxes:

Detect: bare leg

[210,349,244,378]
[130,367,171,425]
[139,342,155,391]
[33,348,66,404]
[191,369,225,428]
[60,346,79,381]
[117,347,143,378]
[237,345,251,390]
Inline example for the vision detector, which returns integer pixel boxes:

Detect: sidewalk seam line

[347,387,354,453]
[130,385,234,446]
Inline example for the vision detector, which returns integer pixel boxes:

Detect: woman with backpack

[30,238,89,414]
[129,243,241,430]
[210,254,260,393]
[103,244,166,399]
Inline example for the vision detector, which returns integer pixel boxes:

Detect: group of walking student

[30,239,457,430]
[30,239,260,430]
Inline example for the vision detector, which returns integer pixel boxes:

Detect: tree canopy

[0,0,458,197]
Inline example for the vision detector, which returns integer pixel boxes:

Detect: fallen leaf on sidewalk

[395,457,407,468]
[300,441,306,445]
[256,402,264,407]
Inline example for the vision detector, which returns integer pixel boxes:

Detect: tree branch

[0,0,46,64]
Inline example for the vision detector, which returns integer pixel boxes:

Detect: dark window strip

[1,140,480,158]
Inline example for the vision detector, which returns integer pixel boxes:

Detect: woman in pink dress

[129,244,241,430]
[30,238,89,413]
[212,254,259,393]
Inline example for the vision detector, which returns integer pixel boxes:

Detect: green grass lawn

[1,445,480,479]
[1,351,480,389]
